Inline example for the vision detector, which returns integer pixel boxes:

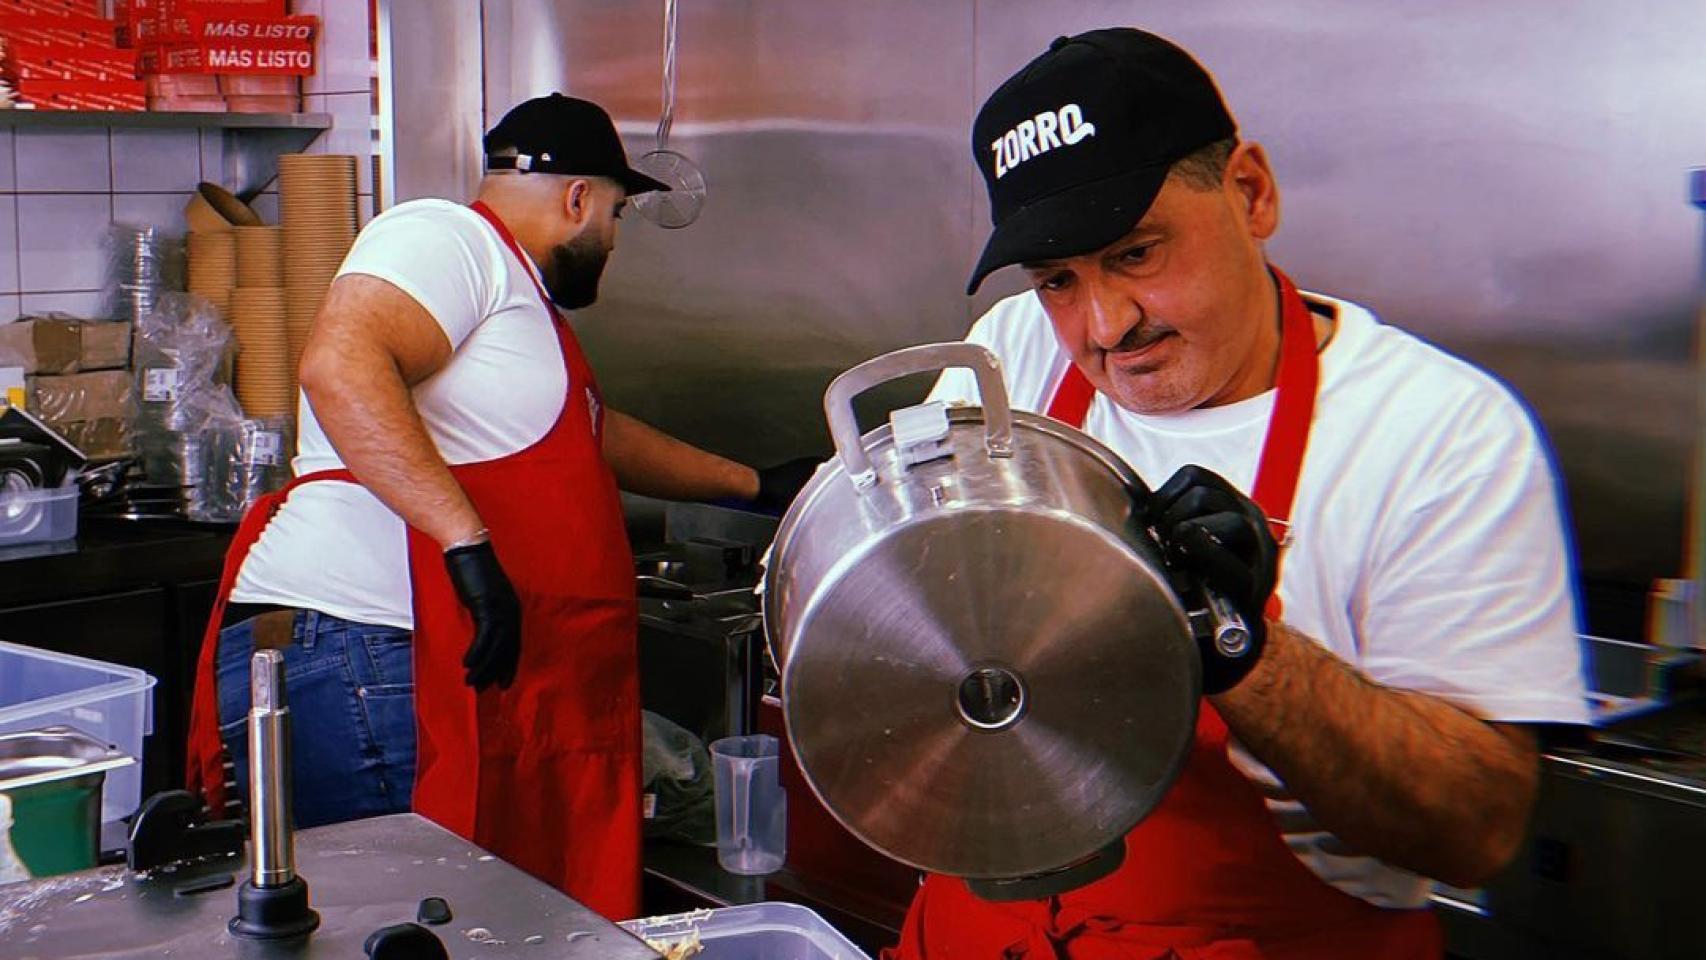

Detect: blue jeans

[216,609,417,828]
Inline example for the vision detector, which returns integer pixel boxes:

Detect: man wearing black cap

[185,94,815,919]
[906,29,1586,957]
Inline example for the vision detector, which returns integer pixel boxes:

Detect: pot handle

[825,342,1014,489]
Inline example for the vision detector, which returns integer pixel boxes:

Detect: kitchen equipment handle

[249,649,295,889]
[1204,590,1252,660]
[731,759,751,856]
[825,342,1014,489]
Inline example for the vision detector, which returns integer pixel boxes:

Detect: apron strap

[185,468,357,815]
[469,200,563,321]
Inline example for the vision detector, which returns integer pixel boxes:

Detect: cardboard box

[117,0,288,44]
[0,13,121,46]
[28,370,136,423]
[8,44,139,82]
[167,0,289,15]
[135,12,314,44]
[139,38,312,75]
[55,417,131,461]
[14,78,146,110]
[0,319,83,376]
[0,1,105,20]
[77,322,133,372]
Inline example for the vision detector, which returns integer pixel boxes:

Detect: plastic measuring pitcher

[709,734,786,875]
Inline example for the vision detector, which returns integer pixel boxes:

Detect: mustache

[1108,323,1176,353]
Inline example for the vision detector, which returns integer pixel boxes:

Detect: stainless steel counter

[1436,692,1706,960]
[0,813,660,960]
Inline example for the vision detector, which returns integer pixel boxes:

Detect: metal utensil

[632,0,707,229]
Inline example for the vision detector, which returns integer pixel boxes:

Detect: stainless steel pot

[762,342,1201,882]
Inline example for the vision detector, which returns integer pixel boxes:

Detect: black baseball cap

[484,93,669,196]
[967,28,1236,294]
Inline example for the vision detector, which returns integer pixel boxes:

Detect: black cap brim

[966,163,1170,295]
[615,167,671,196]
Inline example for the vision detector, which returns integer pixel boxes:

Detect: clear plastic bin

[621,903,872,960]
[0,487,78,547]
[0,640,156,825]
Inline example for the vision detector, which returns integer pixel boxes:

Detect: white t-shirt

[929,288,1589,909]
[231,199,567,629]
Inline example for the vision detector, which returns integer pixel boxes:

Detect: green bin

[0,726,134,879]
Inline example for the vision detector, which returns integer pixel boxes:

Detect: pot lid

[780,506,1199,880]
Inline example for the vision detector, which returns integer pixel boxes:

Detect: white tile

[0,296,20,323]
[113,193,193,237]
[0,197,16,294]
[112,130,203,193]
[15,130,110,192]
[199,128,223,185]
[21,290,105,319]
[18,194,112,292]
[250,191,279,225]
[305,0,371,96]
[358,193,374,227]
[305,92,375,194]
[0,130,15,191]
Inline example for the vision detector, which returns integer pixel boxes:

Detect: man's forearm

[300,340,481,548]
[602,410,758,501]
[1211,623,1539,888]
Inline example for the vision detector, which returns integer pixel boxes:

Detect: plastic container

[0,487,79,547]
[621,903,872,960]
[0,641,156,825]
[710,734,786,875]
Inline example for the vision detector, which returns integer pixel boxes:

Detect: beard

[540,232,610,309]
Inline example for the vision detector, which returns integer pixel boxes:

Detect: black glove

[1140,465,1278,694]
[443,539,522,691]
[753,457,822,514]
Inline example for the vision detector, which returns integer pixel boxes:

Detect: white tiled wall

[0,0,375,324]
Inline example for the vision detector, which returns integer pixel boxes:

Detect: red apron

[886,270,1442,959]
[185,200,642,920]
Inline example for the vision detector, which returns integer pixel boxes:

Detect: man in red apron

[183,95,814,920]
[894,29,1587,957]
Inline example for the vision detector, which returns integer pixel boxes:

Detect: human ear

[1226,142,1280,240]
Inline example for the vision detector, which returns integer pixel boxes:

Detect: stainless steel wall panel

[481,0,980,464]
[465,0,1706,627]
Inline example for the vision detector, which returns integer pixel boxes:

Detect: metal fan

[632,0,706,229]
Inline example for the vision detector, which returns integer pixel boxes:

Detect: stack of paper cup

[235,225,284,288]
[279,154,358,375]
[231,287,293,417]
[186,231,236,317]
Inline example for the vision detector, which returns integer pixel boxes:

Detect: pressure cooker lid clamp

[824,342,1013,490]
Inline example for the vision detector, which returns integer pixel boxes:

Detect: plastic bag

[191,415,293,522]
[642,710,716,845]
[133,293,238,492]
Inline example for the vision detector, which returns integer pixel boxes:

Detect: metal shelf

[0,111,337,197]
[0,111,332,130]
